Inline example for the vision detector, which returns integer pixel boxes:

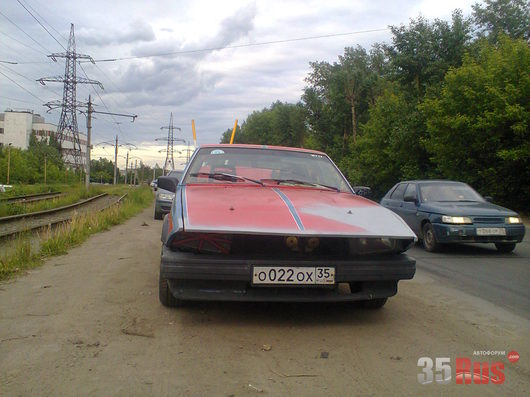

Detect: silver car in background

[154,170,183,220]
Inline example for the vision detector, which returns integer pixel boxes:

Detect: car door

[383,183,407,217]
[400,183,421,234]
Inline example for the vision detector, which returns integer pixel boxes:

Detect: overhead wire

[0,9,54,54]
[0,63,63,99]
[16,0,67,51]
[0,29,49,56]
[87,28,390,63]
[0,69,45,102]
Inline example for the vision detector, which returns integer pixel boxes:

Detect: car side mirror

[157,176,177,193]
[484,196,493,202]
[403,194,417,203]
[353,186,372,198]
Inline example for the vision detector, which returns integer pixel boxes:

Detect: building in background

[0,109,86,164]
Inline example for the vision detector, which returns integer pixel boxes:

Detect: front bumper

[155,199,172,215]
[432,223,525,244]
[160,246,416,302]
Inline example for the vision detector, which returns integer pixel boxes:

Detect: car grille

[472,217,504,224]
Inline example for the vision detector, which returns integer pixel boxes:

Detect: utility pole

[93,134,136,186]
[6,143,12,184]
[125,151,129,185]
[134,159,138,185]
[85,95,92,190]
[38,24,102,168]
[114,135,118,184]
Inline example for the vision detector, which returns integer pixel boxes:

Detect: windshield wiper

[189,172,263,185]
[267,179,340,192]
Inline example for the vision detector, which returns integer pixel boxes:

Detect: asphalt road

[410,232,530,319]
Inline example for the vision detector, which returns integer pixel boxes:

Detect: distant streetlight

[6,143,12,184]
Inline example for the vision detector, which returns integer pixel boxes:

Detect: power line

[0,10,53,54]
[0,63,62,99]
[19,0,68,44]
[78,63,122,136]
[0,69,44,102]
[16,0,67,51]
[0,94,45,107]
[86,28,390,63]
[0,29,49,56]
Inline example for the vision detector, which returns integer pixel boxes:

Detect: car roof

[398,180,467,184]
[199,143,327,156]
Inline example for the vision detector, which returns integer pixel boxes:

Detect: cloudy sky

[1,0,479,167]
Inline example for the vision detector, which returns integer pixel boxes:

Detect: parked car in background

[380,180,525,253]
[154,170,183,220]
[159,144,417,309]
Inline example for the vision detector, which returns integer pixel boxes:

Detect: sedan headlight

[158,193,175,201]
[442,215,472,224]
[505,216,522,224]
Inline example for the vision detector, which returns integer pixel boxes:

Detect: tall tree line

[220,0,529,210]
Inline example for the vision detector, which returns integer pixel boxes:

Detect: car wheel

[154,208,163,220]
[362,298,388,309]
[159,274,182,307]
[495,242,516,253]
[422,223,440,252]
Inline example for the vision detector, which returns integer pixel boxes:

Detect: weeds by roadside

[0,184,131,217]
[0,186,153,280]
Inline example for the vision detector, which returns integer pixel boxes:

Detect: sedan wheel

[362,298,388,309]
[159,274,182,307]
[422,223,440,252]
[495,242,516,253]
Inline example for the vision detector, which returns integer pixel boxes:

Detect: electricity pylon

[38,23,103,168]
[156,113,184,175]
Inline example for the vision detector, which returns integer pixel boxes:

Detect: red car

[159,144,416,309]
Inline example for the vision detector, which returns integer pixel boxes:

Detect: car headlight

[158,193,175,201]
[505,216,522,224]
[442,215,472,224]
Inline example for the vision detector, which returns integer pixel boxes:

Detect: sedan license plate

[252,266,335,285]
[477,227,506,236]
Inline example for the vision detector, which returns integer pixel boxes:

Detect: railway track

[0,191,63,205]
[0,193,127,238]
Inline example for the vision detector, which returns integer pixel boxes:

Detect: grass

[0,184,131,217]
[0,185,153,280]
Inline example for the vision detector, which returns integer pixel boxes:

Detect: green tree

[386,11,472,97]
[220,101,306,147]
[90,158,114,184]
[421,36,529,209]
[303,45,388,160]
[348,85,429,197]
[472,0,530,42]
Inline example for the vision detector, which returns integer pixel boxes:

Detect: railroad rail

[0,193,126,238]
[0,191,63,205]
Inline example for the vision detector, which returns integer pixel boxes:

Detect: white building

[0,109,87,164]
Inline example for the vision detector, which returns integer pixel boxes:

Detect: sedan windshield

[183,147,351,192]
[419,183,484,202]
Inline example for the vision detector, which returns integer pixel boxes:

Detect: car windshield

[419,183,484,202]
[183,147,351,192]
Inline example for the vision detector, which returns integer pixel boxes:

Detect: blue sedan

[380,180,525,252]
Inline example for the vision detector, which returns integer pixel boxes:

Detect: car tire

[154,208,163,220]
[422,223,440,252]
[362,298,388,309]
[495,242,516,253]
[159,274,182,307]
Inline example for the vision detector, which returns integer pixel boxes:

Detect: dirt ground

[0,205,528,396]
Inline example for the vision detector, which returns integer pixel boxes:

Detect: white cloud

[0,0,478,166]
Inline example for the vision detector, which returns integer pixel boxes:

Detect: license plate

[477,227,506,236]
[252,266,335,285]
